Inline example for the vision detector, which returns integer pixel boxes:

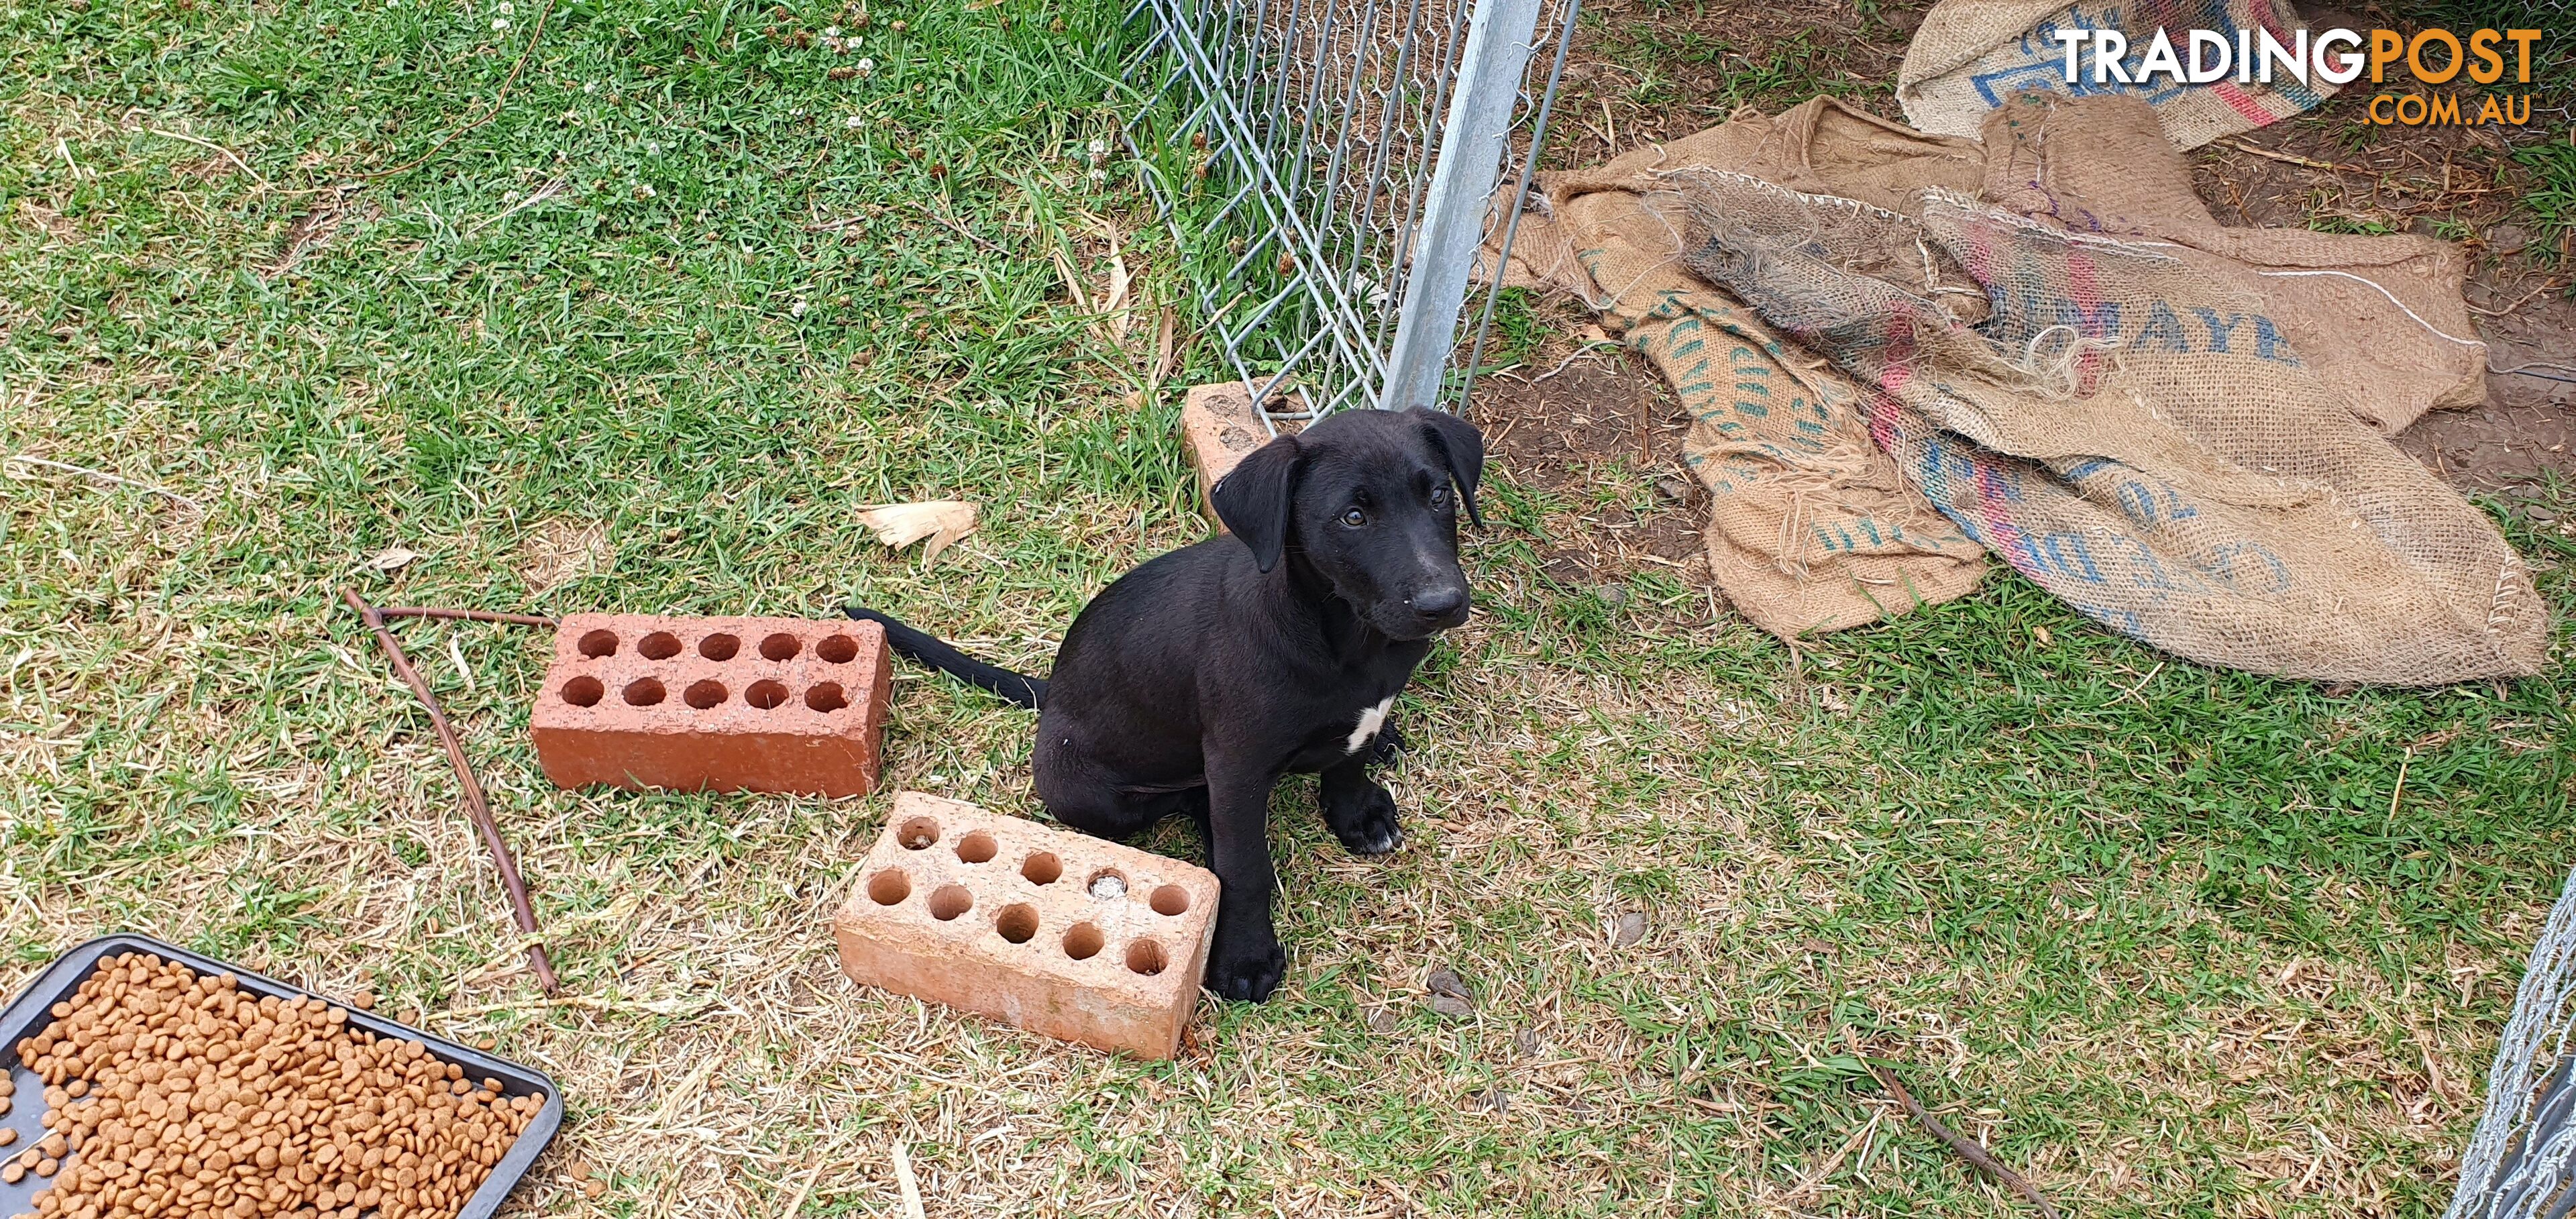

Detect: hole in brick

[578,629,619,657]
[805,682,849,713]
[955,832,997,863]
[1021,853,1062,884]
[760,633,802,661]
[816,635,859,664]
[684,679,727,709]
[1150,884,1191,916]
[1062,922,1103,960]
[866,869,910,906]
[996,904,1038,944]
[561,676,604,707]
[1087,868,1128,900]
[698,633,741,661]
[623,678,665,706]
[1125,939,1168,975]
[898,816,941,849]
[638,631,682,660]
[745,680,790,710]
[928,884,973,921]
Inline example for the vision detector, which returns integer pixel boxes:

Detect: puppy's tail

[844,605,1046,709]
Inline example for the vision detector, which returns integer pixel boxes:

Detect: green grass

[2511,139,2576,262]
[1587,23,1872,113]
[5,0,2576,1216]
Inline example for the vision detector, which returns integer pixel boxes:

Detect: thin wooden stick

[1865,1058,2059,1219]
[2216,138,2365,175]
[5,454,203,509]
[143,128,267,186]
[341,588,561,995]
[374,606,558,628]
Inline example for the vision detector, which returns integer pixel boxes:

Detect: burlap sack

[1678,173,2546,684]
[1492,99,1991,638]
[1491,93,2518,673]
[1896,0,2334,150]
[1977,92,2487,433]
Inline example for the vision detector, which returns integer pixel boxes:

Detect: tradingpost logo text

[2051,25,2546,126]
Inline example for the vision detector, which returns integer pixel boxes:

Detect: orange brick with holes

[834,793,1220,1059]
[530,613,893,798]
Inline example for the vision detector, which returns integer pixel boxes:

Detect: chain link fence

[1122,0,1580,431]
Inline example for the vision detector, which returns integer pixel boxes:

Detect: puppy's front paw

[1323,781,1405,857]
[1366,721,1407,764]
[1208,941,1287,1003]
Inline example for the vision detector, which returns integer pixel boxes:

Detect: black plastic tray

[1,934,564,1219]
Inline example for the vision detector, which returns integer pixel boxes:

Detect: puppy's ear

[1211,435,1302,572]
[1417,408,1486,529]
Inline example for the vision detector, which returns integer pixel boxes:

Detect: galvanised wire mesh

[1122,0,1579,431]
[2453,860,2576,1218]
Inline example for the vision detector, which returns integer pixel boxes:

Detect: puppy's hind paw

[1324,782,1406,857]
[1209,943,1287,1003]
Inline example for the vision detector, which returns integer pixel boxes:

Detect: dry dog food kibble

[4,952,543,1219]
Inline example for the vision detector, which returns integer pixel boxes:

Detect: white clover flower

[492,16,509,30]
[791,299,809,317]
[498,1,513,12]
[1088,168,1108,182]
[844,114,864,129]
[584,81,596,93]
[855,57,874,76]
[822,23,841,36]
[645,140,661,154]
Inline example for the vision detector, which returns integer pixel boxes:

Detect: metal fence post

[1375,0,1543,411]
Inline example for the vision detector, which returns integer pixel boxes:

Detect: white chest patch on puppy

[1345,696,1395,755]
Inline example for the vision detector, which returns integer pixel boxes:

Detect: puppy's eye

[1340,507,1368,528]
[1430,485,1451,509]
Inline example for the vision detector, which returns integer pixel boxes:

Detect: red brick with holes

[530,613,893,797]
[835,792,1220,1058]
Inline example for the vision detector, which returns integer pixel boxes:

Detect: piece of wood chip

[856,500,978,564]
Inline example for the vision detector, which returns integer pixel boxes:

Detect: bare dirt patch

[1467,327,1703,588]
[1540,0,1929,169]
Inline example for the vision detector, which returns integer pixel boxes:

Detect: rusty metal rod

[1866,1060,2059,1219]
[341,588,561,996]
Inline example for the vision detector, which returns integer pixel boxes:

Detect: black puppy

[847,407,1483,1001]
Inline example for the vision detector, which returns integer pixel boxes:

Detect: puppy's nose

[1411,586,1468,620]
